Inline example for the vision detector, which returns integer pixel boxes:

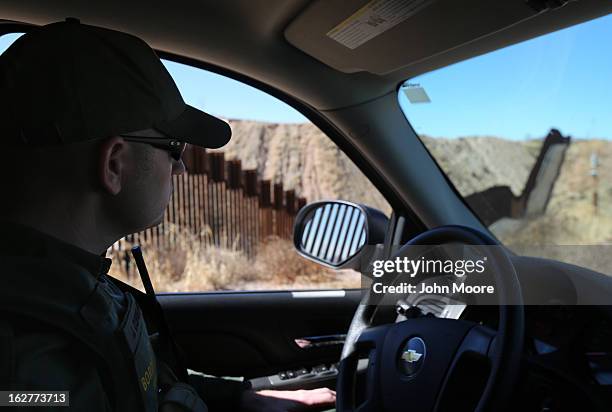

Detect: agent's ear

[98,136,128,195]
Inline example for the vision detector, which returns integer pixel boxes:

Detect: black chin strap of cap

[131,245,189,383]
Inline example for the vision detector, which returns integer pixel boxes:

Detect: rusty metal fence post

[285,190,295,239]
[210,152,226,247]
[259,180,272,241]
[273,183,283,237]
[244,170,258,258]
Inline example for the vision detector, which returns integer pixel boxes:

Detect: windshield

[399,13,612,253]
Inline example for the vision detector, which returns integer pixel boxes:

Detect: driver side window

[0,34,391,293]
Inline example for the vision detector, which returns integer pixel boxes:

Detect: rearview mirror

[293,200,389,269]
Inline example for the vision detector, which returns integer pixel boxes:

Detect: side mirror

[293,200,389,269]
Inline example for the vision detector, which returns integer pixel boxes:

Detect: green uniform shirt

[0,221,248,411]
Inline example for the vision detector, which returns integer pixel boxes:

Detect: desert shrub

[107,225,360,292]
[252,236,335,283]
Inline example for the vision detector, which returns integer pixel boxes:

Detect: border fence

[112,145,307,259]
[465,128,571,225]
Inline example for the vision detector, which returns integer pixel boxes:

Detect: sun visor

[285,0,542,75]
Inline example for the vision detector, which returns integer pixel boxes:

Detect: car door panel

[159,289,362,380]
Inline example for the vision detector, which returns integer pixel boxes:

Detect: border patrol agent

[0,19,249,411]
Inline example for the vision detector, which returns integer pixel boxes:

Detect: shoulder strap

[107,275,189,383]
[106,275,158,330]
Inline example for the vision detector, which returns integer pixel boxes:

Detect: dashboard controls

[277,364,338,381]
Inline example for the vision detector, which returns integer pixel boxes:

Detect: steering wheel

[336,225,524,412]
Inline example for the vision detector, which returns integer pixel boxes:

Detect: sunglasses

[120,136,186,161]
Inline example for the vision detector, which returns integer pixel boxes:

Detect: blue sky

[2,12,611,139]
[162,60,308,123]
[400,12,612,140]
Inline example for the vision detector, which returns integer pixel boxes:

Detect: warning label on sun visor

[326,0,434,50]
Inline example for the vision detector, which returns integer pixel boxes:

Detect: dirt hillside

[495,139,612,246]
[218,121,545,214]
[420,135,541,197]
[219,120,392,214]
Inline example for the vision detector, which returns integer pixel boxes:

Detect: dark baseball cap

[0,18,231,148]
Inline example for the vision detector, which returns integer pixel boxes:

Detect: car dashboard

[379,251,612,411]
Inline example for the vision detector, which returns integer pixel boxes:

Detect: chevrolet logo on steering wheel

[401,349,423,363]
[398,337,426,377]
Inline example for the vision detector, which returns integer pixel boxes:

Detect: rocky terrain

[419,135,542,197]
[494,139,612,246]
[217,120,393,214]
[217,120,545,214]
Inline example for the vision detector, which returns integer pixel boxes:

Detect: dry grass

[107,224,360,292]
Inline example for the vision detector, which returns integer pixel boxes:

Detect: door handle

[294,334,347,349]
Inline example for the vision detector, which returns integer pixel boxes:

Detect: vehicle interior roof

[1,0,611,112]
